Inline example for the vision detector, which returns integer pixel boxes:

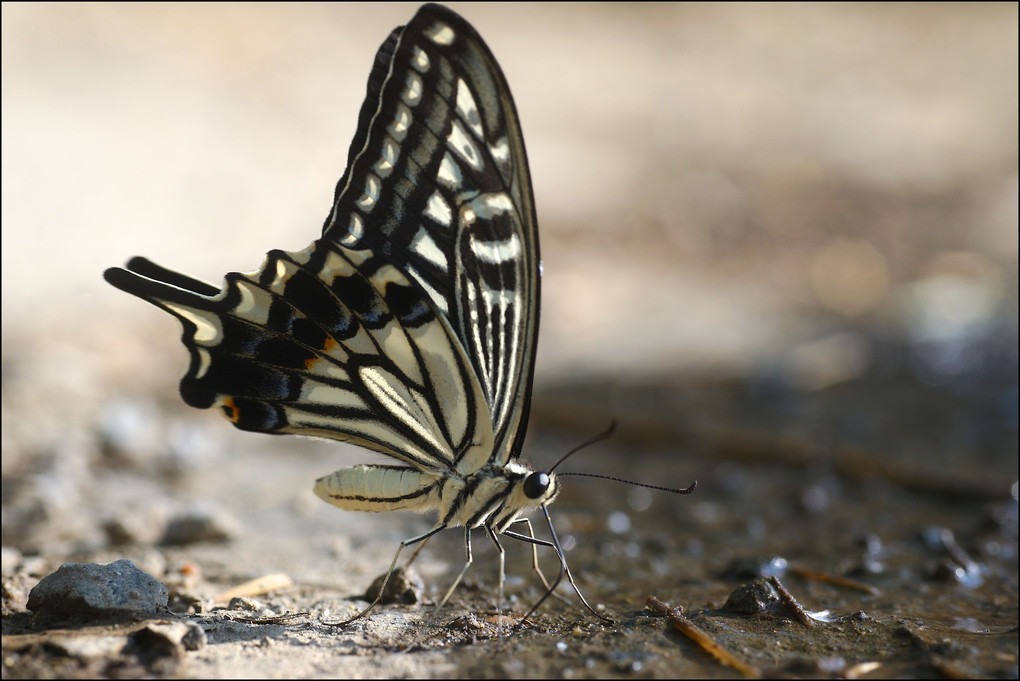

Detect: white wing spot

[166,303,223,345]
[456,79,483,139]
[403,72,423,106]
[490,137,510,163]
[405,262,449,314]
[193,347,212,380]
[448,120,482,170]
[470,233,521,265]
[411,227,448,271]
[389,104,412,141]
[437,153,462,190]
[412,45,430,72]
[382,137,400,166]
[468,192,513,219]
[424,191,452,227]
[341,213,365,247]
[424,21,455,46]
[374,157,394,178]
[357,174,381,211]
[233,280,272,325]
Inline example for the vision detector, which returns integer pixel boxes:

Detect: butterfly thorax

[449,459,560,533]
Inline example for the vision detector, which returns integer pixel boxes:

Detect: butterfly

[105,3,612,625]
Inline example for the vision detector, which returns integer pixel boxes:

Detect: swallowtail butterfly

[105,3,593,624]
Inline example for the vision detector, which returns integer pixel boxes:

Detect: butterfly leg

[398,527,475,654]
[539,502,612,623]
[513,503,612,625]
[325,523,447,627]
[505,517,571,606]
[426,526,475,624]
[502,528,569,625]
[484,525,507,629]
[405,533,434,568]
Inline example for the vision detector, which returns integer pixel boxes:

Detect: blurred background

[2,4,1017,670]
[4,3,1015,379]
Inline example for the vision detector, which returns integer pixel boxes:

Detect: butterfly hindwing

[106,230,497,474]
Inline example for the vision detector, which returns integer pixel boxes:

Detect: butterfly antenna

[550,420,697,495]
[547,419,619,474]
[558,472,697,495]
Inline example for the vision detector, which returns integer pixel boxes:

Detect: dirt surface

[3,3,1017,678]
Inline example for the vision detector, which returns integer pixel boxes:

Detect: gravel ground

[3,3,1017,678]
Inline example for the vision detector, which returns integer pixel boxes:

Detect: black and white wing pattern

[104,4,554,538]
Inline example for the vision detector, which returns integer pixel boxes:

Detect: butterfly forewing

[325,5,540,469]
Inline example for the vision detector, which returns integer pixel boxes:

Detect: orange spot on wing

[306,336,339,369]
[219,396,241,423]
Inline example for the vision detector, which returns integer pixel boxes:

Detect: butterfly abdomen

[314,464,443,514]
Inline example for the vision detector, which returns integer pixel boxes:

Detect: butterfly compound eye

[523,472,551,499]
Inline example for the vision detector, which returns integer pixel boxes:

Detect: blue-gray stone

[27,559,168,619]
